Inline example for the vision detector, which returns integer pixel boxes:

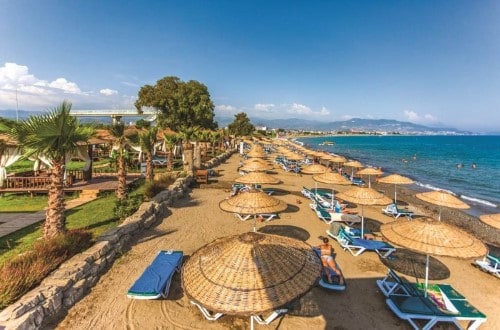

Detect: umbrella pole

[368,175,371,188]
[425,255,429,298]
[253,214,257,232]
[251,316,254,330]
[361,205,364,237]
[394,184,397,205]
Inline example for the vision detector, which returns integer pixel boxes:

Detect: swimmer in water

[456,163,463,169]
[472,163,476,169]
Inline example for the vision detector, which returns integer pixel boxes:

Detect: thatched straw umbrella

[416,190,469,221]
[381,218,487,296]
[182,232,321,329]
[479,213,500,230]
[220,190,287,232]
[235,172,281,185]
[377,174,414,205]
[336,186,392,235]
[356,167,383,188]
[312,171,352,206]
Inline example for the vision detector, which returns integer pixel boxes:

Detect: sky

[0,1,499,132]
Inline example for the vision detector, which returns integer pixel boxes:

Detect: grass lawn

[0,184,145,266]
[0,193,79,213]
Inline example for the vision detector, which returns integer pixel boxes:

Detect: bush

[143,173,177,199]
[113,195,144,220]
[0,230,92,309]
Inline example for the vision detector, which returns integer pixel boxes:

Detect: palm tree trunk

[44,160,66,238]
[145,152,153,182]
[116,153,128,200]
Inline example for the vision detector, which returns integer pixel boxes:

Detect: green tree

[4,101,94,238]
[227,112,255,136]
[134,76,217,131]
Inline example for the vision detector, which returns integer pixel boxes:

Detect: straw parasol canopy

[301,164,328,174]
[220,190,288,231]
[336,186,392,235]
[182,232,322,318]
[313,171,351,185]
[377,174,414,204]
[343,160,363,179]
[240,161,273,172]
[356,167,383,188]
[381,218,487,258]
[344,160,363,168]
[416,190,469,221]
[312,171,352,206]
[479,213,500,230]
[235,172,281,185]
[246,149,266,158]
[324,155,347,164]
[381,217,488,295]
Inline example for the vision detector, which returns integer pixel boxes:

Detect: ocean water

[295,135,500,216]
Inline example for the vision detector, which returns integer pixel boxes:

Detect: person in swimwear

[318,237,345,284]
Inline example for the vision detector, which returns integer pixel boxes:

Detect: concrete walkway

[0,195,97,238]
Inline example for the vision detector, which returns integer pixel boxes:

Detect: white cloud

[215,104,237,113]
[254,103,275,112]
[404,110,438,123]
[0,62,130,110]
[286,103,330,116]
[319,106,330,116]
[100,88,118,96]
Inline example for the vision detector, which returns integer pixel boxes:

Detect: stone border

[0,148,236,330]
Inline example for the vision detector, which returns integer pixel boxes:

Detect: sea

[294,135,500,217]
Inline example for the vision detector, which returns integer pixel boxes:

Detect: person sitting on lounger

[318,237,345,285]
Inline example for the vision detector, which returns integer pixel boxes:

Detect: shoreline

[292,136,499,217]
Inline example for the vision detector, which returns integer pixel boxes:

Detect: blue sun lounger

[127,250,183,299]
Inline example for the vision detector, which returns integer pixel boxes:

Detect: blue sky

[1,1,499,132]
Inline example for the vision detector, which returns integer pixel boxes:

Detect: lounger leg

[252,309,288,325]
[190,301,223,321]
[380,248,396,259]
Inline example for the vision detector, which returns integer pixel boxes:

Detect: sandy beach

[53,151,499,330]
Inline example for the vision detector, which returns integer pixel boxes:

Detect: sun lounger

[327,225,395,258]
[234,213,278,222]
[386,294,486,330]
[382,203,414,219]
[313,247,346,291]
[127,250,183,299]
[190,301,224,320]
[315,207,361,225]
[474,254,500,278]
[191,300,287,324]
[376,269,465,300]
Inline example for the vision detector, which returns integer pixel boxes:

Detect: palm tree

[109,123,132,201]
[209,130,222,156]
[162,134,179,171]
[178,125,200,150]
[5,101,94,238]
[137,126,158,182]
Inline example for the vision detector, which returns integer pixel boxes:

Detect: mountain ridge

[0,109,475,134]
[216,115,475,134]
